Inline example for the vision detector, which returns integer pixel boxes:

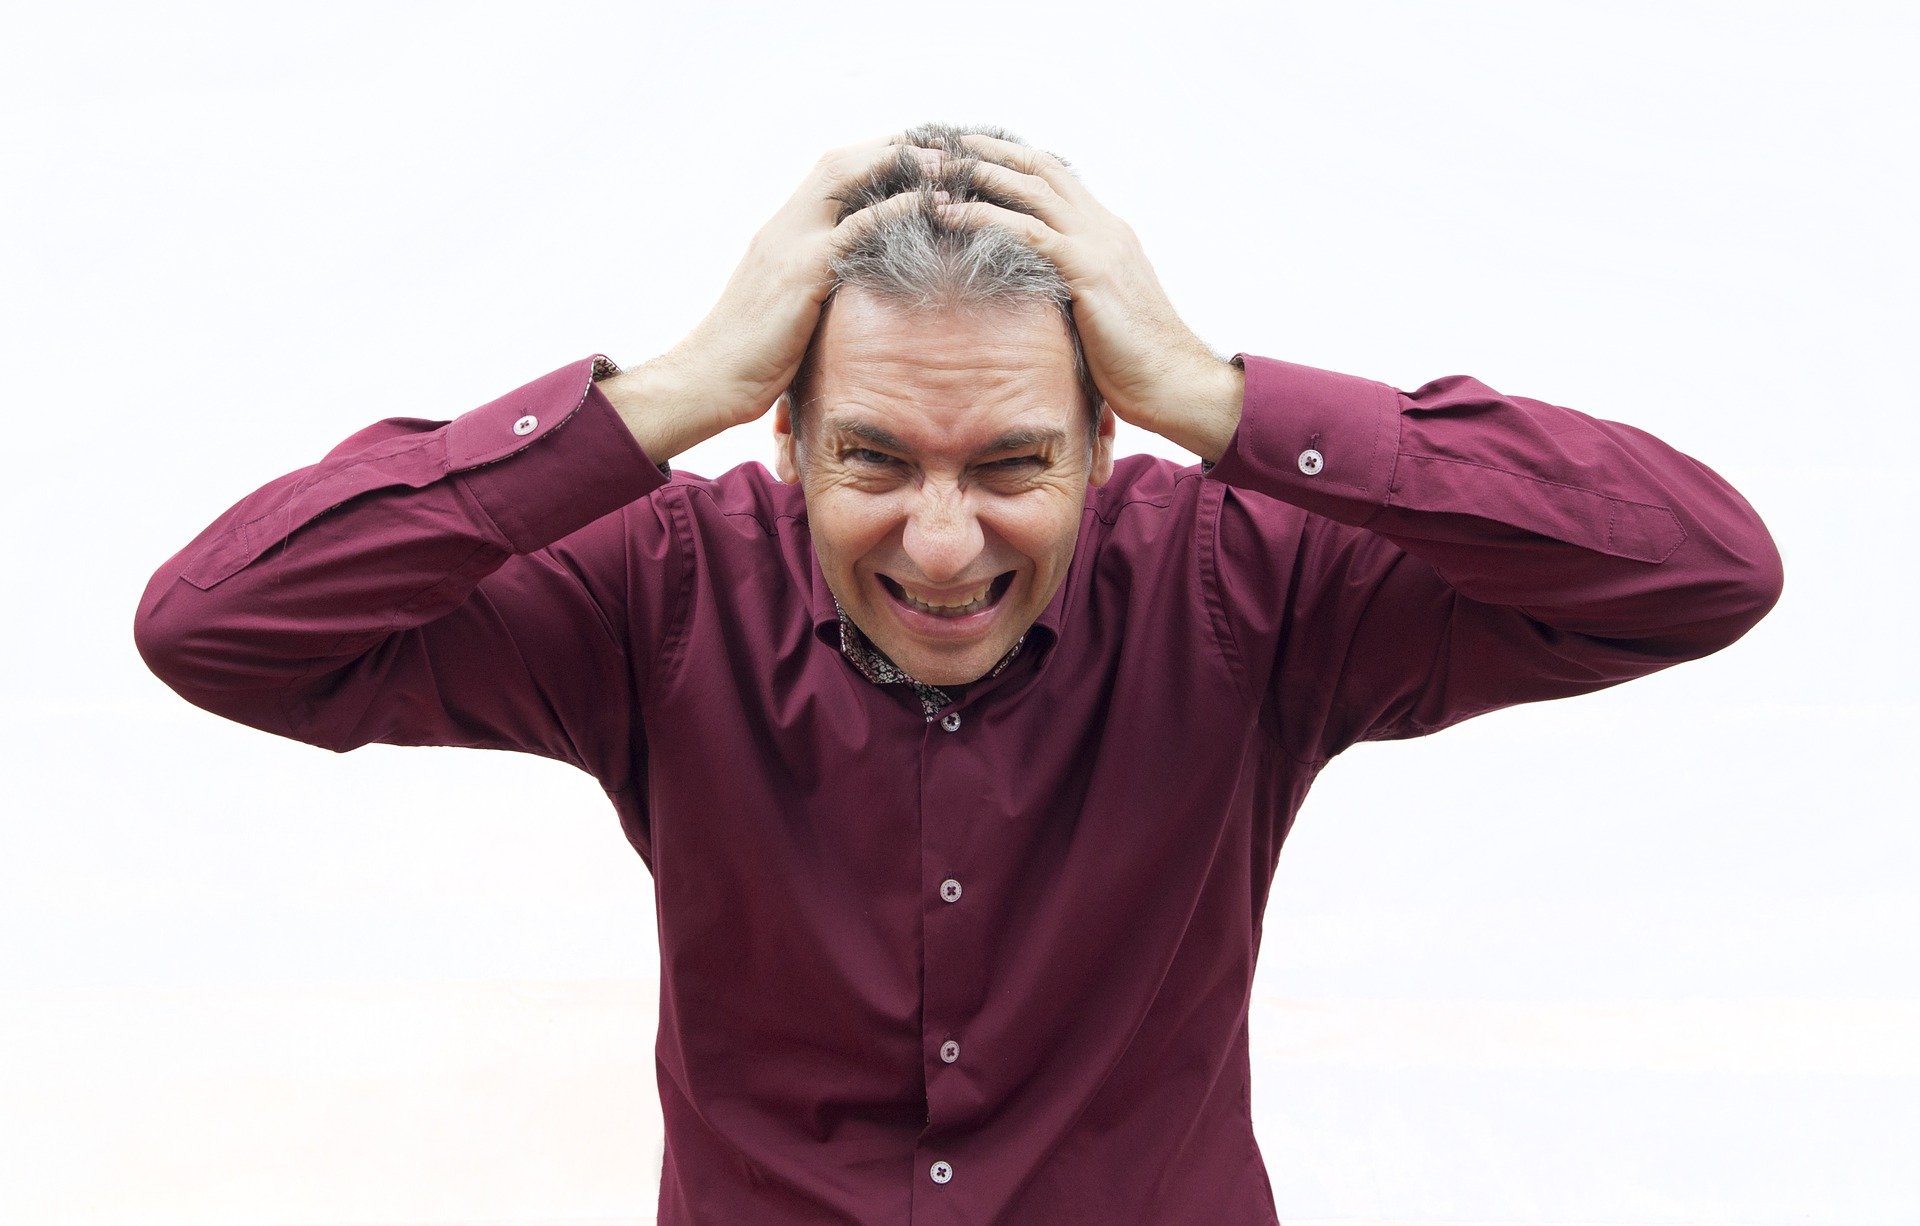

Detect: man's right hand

[599,135,946,463]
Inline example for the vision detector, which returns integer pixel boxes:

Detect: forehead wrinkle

[827,363,1044,409]
[824,419,909,452]
[823,416,1069,458]
[978,425,1068,452]
[828,330,1063,382]
[843,345,1047,371]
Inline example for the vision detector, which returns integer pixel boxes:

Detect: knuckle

[816,146,857,179]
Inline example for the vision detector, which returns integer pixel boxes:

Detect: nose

[900,482,985,584]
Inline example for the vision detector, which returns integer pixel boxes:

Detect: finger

[799,141,942,225]
[836,182,944,243]
[883,133,949,167]
[954,158,1068,230]
[816,135,944,180]
[935,197,1064,261]
[844,132,938,153]
[819,135,919,175]
[954,132,1043,169]
[851,135,945,170]
[955,132,1084,201]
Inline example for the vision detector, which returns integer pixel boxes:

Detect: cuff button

[513,414,539,436]
[1297,448,1324,475]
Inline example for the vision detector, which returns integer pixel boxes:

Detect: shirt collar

[833,600,1023,720]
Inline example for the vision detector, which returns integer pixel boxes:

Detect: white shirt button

[513,414,539,436]
[940,712,962,732]
[930,1159,953,1184]
[1297,447,1324,475]
[940,1039,960,1063]
[939,878,962,903]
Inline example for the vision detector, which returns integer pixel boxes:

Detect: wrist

[1158,357,1244,466]
[597,358,724,464]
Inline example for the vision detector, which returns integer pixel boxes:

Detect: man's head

[772,122,1115,687]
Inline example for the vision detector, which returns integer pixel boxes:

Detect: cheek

[985,498,1083,567]
[809,490,904,565]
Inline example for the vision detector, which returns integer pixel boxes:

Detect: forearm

[133,355,668,752]
[1209,354,1783,649]
[594,357,736,465]
[1154,357,1246,466]
[1204,354,1783,761]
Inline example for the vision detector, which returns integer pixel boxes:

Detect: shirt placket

[913,683,989,1221]
[830,602,1030,1216]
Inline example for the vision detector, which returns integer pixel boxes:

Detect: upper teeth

[902,579,993,609]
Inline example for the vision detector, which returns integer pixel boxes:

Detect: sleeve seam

[1393,450,1686,563]
[1196,475,1253,710]
[654,485,695,697]
[1201,478,1335,769]
[1377,388,1406,524]
[230,437,442,543]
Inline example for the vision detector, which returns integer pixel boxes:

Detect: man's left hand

[935,132,1244,464]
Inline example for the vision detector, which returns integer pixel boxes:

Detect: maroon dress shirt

[134,350,1783,1224]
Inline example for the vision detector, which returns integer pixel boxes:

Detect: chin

[922,668,991,687]
[891,648,1002,688]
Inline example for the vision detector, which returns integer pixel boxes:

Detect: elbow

[1681,517,1786,658]
[1727,509,1786,639]
[1745,525,1786,626]
[134,560,379,754]
[133,567,193,694]
[133,567,316,744]
[1618,515,1784,664]
[132,563,242,704]
[134,567,182,683]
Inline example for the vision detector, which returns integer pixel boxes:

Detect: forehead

[808,288,1081,454]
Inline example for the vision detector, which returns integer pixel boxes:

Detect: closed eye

[845,448,897,466]
[992,456,1044,468]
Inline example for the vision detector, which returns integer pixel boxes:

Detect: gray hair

[787,122,1103,455]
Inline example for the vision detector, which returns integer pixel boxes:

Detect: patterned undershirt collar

[834,600,1026,721]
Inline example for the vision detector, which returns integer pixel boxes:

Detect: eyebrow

[823,418,1068,457]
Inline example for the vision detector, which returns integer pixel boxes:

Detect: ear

[1087,401,1117,487]
[773,393,800,484]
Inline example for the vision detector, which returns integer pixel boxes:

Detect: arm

[132,356,676,780]
[132,136,948,774]
[922,134,1782,761]
[1206,354,1785,763]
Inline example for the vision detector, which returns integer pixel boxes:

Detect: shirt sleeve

[132,354,679,788]
[1203,353,1785,765]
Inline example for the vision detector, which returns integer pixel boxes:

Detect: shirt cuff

[452,353,673,553]
[1203,353,1401,528]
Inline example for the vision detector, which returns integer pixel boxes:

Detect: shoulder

[644,462,819,604]
[1080,453,1216,560]
[1086,452,1208,525]
[654,460,805,536]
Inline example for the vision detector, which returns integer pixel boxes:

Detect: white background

[3,1,1915,1223]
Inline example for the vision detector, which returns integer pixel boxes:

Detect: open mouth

[878,570,1016,619]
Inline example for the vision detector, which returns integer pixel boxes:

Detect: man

[134,122,1784,1224]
